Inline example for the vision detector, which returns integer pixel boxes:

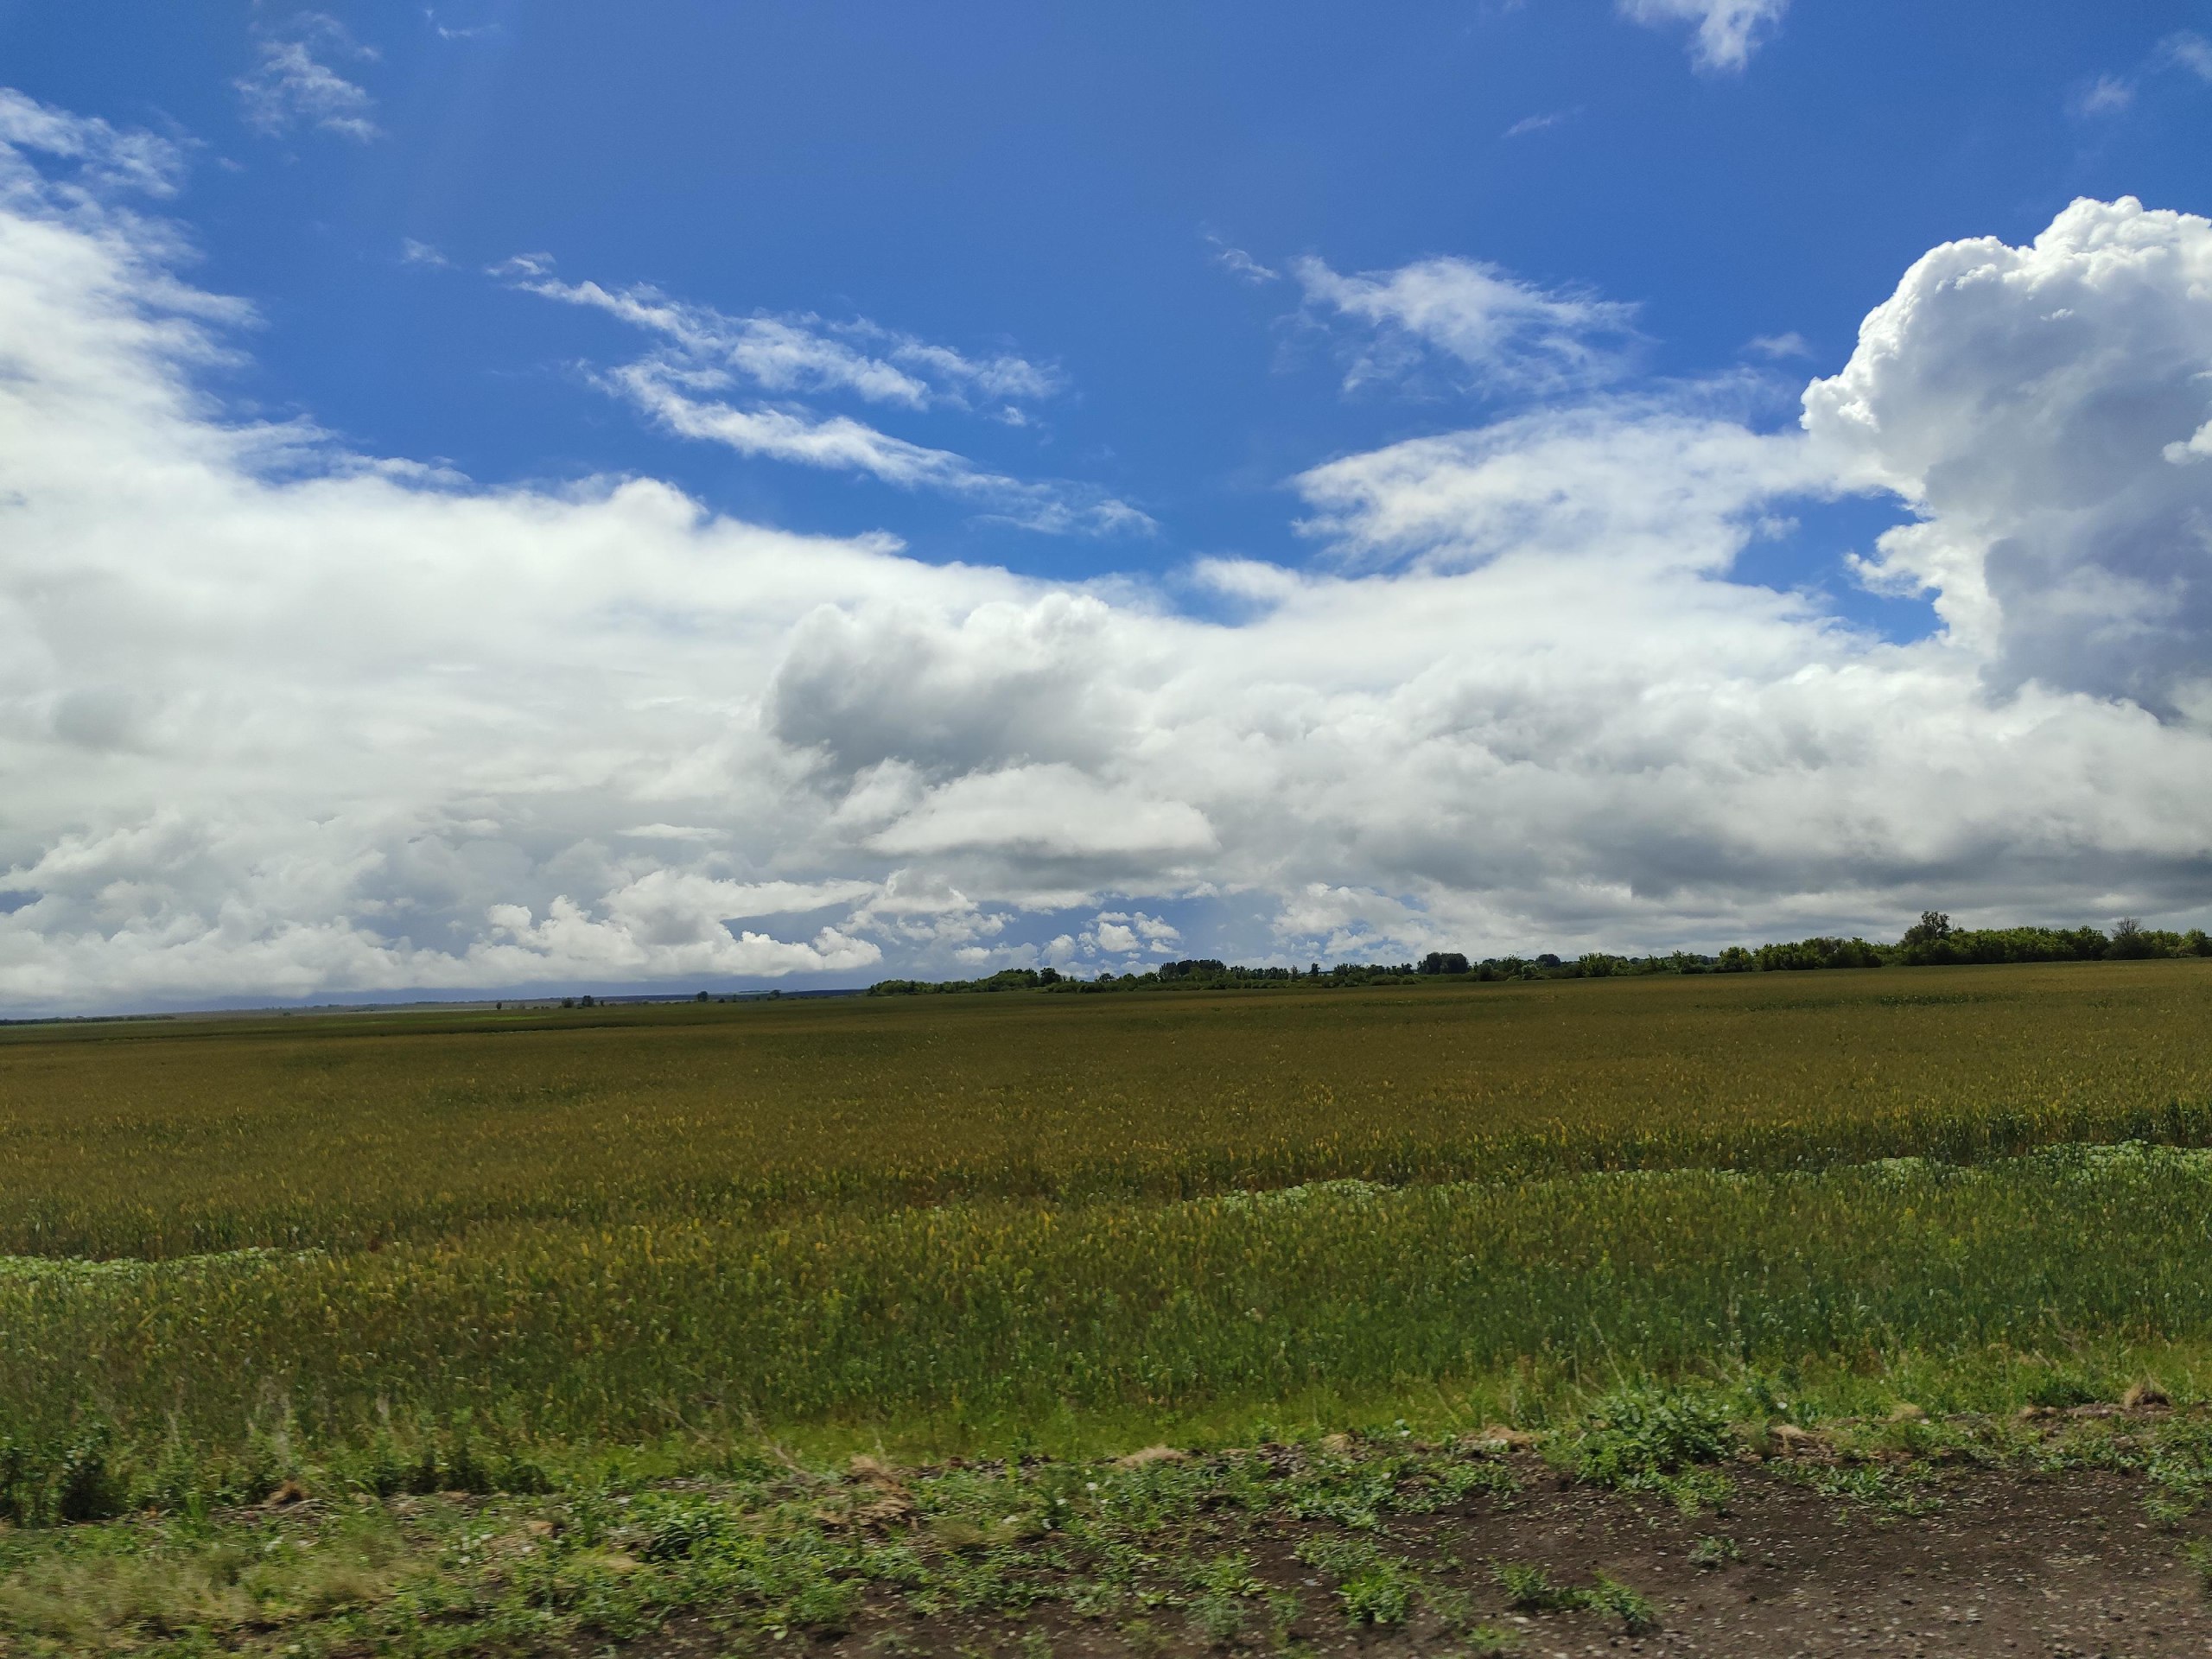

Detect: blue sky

[10,2,2208,602]
[4,3,2212,1006]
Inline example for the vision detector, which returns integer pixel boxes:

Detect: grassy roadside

[10,1365,2212,1657]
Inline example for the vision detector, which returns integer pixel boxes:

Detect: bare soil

[741,1464,2212,1659]
[1356,1463,2209,1658]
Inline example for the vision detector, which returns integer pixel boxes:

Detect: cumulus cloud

[236,16,380,142]
[1618,0,1789,71]
[3,98,2212,1008]
[501,258,1144,535]
[1295,255,1642,397]
[1086,911,1181,957]
[1805,196,2212,714]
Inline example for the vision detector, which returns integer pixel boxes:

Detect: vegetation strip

[869,911,2212,995]
[8,1394,2212,1656]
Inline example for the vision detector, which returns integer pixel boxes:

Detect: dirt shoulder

[1338,1461,2202,1657]
[11,1407,2212,1656]
[779,1461,2210,1659]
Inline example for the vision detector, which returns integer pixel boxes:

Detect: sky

[3,1,2212,1009]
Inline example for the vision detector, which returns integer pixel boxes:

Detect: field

[11,961,2212,1653]
[10,960,2212,1452]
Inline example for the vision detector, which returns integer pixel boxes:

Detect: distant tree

[695,990,709,1002]
[1755,936,1883,972]
[1418,951,1470,976]
[2107,917,2157,959]
[1039,967,1062,984]
[1894,910,1961,965]
[1715,947,1755,974]
[1900,911,1953,948]
[1158,959,1228,981]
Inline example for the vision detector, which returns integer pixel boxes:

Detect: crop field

[3,960,2212,1470]
[13,961,2212,1652]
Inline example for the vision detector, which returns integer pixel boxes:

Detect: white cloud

[482,893,880,980]
[2075,74,2136,118]
[2166,421,2212,465]
[426,11,502,42]
[236,17,380,142]
[501,261,1145,536]
[1210,242,1280,284]
[1803,196,2212,713]
[849,868,1005,945]
[1084,909,1181,957]
[1747,332,1810,359]
[1295,255,1642,397]
[1502,109,1576,139]
[2163,32,2212,82]
[1273,886,1429,959]
[1618,0,1789,71]
[0,91,183,196]
[1089,918,1141,954]
[868,766,1217,873]
[5,111,2212,1008]
[514,272,1058,410]
[1297,402,1829,573]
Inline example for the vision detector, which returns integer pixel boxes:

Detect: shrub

[1572,1388,1732,1489]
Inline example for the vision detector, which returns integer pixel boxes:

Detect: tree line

[867,912,2212,996]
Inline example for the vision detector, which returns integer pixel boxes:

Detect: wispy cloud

[1617,0,1789,72]
[1746,331,1810,360]
[425,10,503,41]
[503,263,1058,411]
[2063,31,2212,124]
[236,15,380,142]
[1207,238,1280,284]
[0,89,184,195]
[1503,108,1577,139]
[2074,73,2136,117]
[497,257,1147,536]
[400,238,448,268]
[2167,32,2212,80]
[1296,254,1642,397]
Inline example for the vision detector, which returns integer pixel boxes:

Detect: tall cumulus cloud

[2,93,2211,1009]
